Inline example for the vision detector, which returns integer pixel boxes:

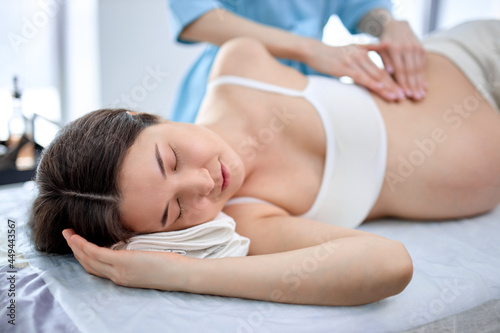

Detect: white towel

[110,212,250,259]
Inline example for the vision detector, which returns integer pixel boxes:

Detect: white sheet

[1,182,499,333]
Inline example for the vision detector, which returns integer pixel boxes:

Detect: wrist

[380,20,410,39]
[297,38,322,66]
[267,34,319,65]
[358,8,394,37]
[178,255,210,293]
[160,253,198,292]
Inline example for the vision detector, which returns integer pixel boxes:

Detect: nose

[178,167,214,197]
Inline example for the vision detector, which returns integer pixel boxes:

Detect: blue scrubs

[167,0,392,123]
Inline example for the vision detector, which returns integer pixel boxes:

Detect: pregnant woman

[30,21,500,306]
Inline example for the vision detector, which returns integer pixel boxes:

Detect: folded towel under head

[110,212,250,259]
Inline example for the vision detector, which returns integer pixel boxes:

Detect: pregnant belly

[368,53,500,220]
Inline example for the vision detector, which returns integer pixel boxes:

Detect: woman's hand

[378,20,427,100]
[304,41,405,102]
[62,229,189,290]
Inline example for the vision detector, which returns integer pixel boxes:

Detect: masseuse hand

[305,41,405,102]
[62,229,188,290]
[378,20,427,100]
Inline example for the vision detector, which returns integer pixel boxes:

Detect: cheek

[186,196,221,224]
[186,128,221,154]
[192,196,211,211]
[191,139,217,158]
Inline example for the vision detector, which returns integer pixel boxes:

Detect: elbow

[384,240,414,297]
[357,238,413,305]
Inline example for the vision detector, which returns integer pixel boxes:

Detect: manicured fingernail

[414,91,422,100]
[419,89,426,97]
[386,92,396,100]
[386,65,394,73]
[397,88,405,100]
[405,89,412,97]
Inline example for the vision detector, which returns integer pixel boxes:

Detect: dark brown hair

[28,108,162,254]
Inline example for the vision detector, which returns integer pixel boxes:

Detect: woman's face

[118,121,244,233]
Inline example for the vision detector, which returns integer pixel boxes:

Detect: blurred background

[1,0,500,146]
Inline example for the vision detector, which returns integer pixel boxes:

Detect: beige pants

[423,20,500,110]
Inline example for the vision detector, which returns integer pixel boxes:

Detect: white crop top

[210,75,387,228]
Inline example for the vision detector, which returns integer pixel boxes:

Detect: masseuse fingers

[403,51,426,100]
[403,52,419,97]
[378,50,405,100]
[342,54,387,100]
[388,44,428,101]
[388,47,410,98]
[360,43,404,101]
[362,60,401,101]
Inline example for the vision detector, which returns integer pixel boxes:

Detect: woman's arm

[62,213,412,306]
[185,233,412,306]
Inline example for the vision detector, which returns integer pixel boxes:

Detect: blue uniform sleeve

[167,0,223,44]
[336,0,392,35]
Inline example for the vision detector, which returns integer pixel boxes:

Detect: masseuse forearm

[180,9,315,63]
[179,237,412,306]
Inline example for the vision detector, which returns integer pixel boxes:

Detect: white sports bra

[209,75,387,228]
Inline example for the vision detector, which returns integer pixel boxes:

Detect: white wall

[0,0,62,139]
[436,0,500,30]
[324,0,500,46]
[63,0,101,122]
[97,0,204,119]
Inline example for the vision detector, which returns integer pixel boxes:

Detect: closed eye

[177,198,184,220]
[172,146,180,171]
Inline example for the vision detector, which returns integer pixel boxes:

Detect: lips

[221,162,231,192]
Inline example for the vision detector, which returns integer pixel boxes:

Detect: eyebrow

[155,144,166,178]
[155,143,169,227]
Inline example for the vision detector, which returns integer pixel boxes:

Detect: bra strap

[224,196,277,207]
[208,75,305,97]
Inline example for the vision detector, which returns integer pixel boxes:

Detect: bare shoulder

[209,37,308,89]
[209,38,270,79]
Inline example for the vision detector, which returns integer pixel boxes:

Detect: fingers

[307,43,408,102]
[377,19,428,101]
[62,229,114,279]
[345,45,403,102]
[389,45,427,100]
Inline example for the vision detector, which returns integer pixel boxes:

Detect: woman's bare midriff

[212,52,500,223]
[367,53,500,221]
